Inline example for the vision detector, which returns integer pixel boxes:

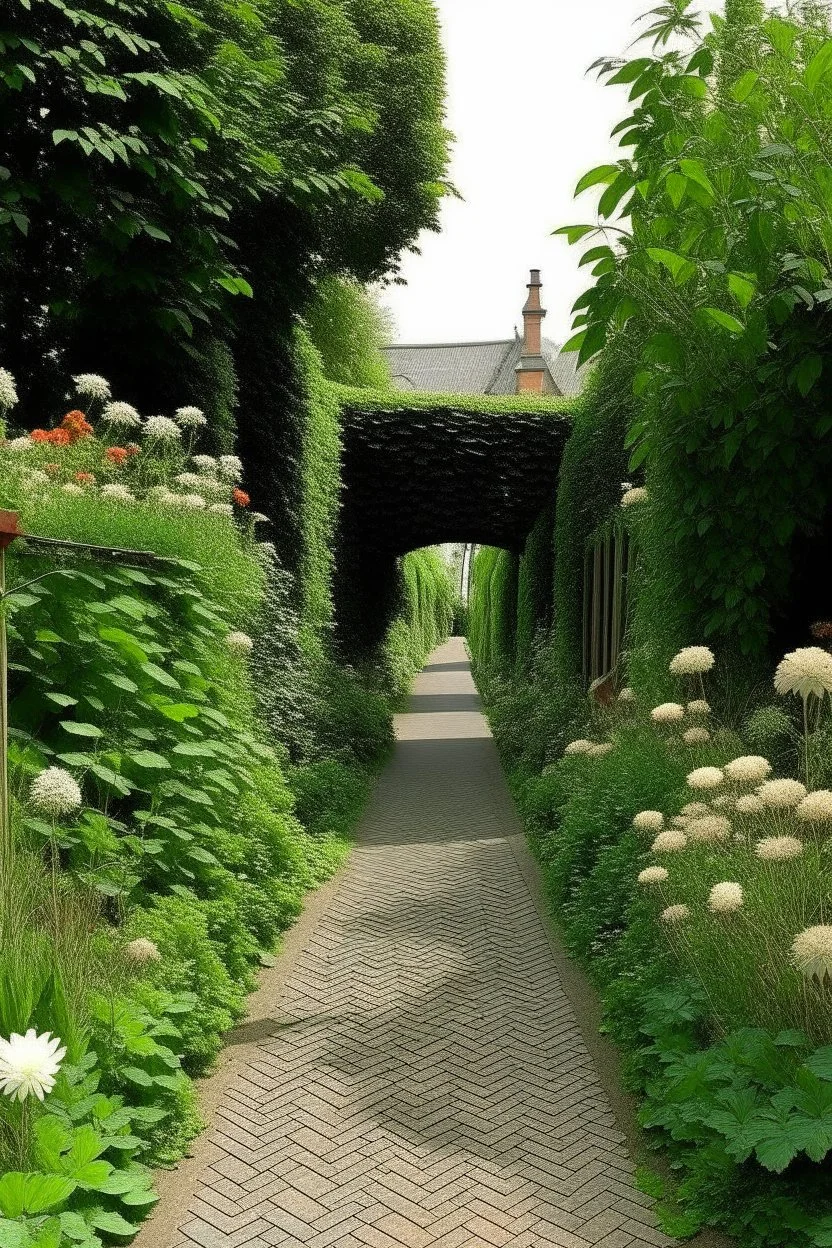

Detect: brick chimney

[515,269,548,394]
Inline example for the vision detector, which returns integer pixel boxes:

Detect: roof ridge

[383,339,513,350]
[484,339,519,396]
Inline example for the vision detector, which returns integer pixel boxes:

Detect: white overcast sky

[382,0,723,345]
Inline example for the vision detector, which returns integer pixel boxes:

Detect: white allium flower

[147,485,179,505]
[73,373,110,400]
[4,436,32,452]
[100,484,134,502]
[756,836,803,861]
[670,815,690,828]
[687,699,711,716]
[775,647,832,700]
[796,790,832,823]
[683,727,711,744]
[791,926,832,980]
[175,472,205,490]
[29,767,82,818]
[61,483,84,495]
[651,702,685,724]
[218,454,243,482]
[661,904,690,924]
[725,756,772,785]
[670,646,715,676]
[194,476,229,499]
[758,778,807,809]
[144,415,181,441]
[0,1029,66,1102]
[638,866,669,885]
[687,766,724,790]
[180,493,206,510]
[681,802,709,817]
[688,814,732,843]
[208,503,233,517]
[633,810,664,832]
[708,881,744,913]
[192,455,218,474]
[226,631,254,658]
[564,739,593,756]
[100,401,141,429]
[621,487,647,508]
[736,793,765,815]
[652,830,687,853]
[23,470,50,490]
[0,368,18,411]
[586,742,614,756]
[712,794,735,810]
[125,938,162,965]
[617,687,636,703]
[174,405,207,428]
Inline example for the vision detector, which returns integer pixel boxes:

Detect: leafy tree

[304,277,392,388]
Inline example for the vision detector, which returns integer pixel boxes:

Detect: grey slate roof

[382,335,585,397]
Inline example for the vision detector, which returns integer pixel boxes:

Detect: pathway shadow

[405,693,482,713]
[422,660,470,672]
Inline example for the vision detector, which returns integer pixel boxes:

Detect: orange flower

[49,428,72,446]
[61,410,93,442]
[232,488,250,507]
[75,471,95,485]
[105,446,129,466]
[125,443,140,457]
[30,429,52,443]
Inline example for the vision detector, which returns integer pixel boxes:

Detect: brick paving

[166,638,672,1248]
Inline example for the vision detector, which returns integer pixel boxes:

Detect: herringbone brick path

[166,639,672,1248]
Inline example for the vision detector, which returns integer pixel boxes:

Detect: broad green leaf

[795,354,822,396]
[608,57,653,84]
[89,1211,138,1236]
[45,693,78,708]
[103,673,139,694]
[139,662,180,689]
[727,273,756,309]
[806,40,832,93]
[679,159,714,197]
[157,703,200,722]
[131,751,171,769]
[805,1047,832,1080]
[731,70,759,103]
[98,627,148,664]
[665,172,687,208]
[560,329,587,354]
[700,306,744,333]
[35,630,64,644]
[60,722,102,739]
[551,224,596,245]
[575,164,619,196]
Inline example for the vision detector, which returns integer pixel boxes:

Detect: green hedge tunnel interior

[334,403,572,654]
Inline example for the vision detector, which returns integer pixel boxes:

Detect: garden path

[152,638,672,1248]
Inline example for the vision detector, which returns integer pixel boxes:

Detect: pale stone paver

[166,638,672,1248]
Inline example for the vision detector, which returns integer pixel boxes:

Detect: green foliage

[305,278,392,389]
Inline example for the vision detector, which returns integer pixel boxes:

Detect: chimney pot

[517,268,547,394]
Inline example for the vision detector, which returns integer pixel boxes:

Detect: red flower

[30,429,52,443]
[49,428,72,446]
[61,410,93,442]
[232,488,250,507]
[75,471,95,485]
[105,446,129,466]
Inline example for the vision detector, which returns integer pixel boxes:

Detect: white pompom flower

[687,766,724,791]
[180,493,207,510]
[724,756,772,785]
[651,702,685,724]
[125,938,162,965]
[0,368,18,411]
[208,503,233,517]
[686,699,711,716]
[100,484,134,503]
[670,646,715,676]
[652,830,687,853]
[687,815,731,843]
[796,790,832,823]
[29,767,82,818]
[5,436,32,453]
[192,455,218,474]
[661,904,690,924]
[73,373,110,400]
[174,406,207,428]
[638,866,669,885]
[683,727,711,744]
[144,415,181,441]
[755,836,803,861]
[791,926,832,981]
[564,739,593,756]
[218,455,244,482]
[101,401,141,429]
[708,881,743,913]
[617,686,636,703]
[226,631,253,658]
[774,647,832,701]
[621,487,647,508]
[633,810,664,832]
[758,778,807,809]
[736,793,764,815]
[0,1029,66,1102]
[586,742,614,756]
[680,802,709,817]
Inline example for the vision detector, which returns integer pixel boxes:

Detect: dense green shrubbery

[0,369,453,1246]
[469,7,832,1246]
